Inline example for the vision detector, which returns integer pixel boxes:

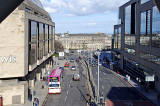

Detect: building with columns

[0,0,55,105]
[56,33,112,51]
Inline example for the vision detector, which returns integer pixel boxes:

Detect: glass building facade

[113,0,160,91]
[29,20,54,65]
[152,6,160,48]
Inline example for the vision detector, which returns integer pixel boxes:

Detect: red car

[64,62,69,67]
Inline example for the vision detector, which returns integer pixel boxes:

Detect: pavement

[43,54,89,106]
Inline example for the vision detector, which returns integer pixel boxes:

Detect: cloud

[40,0,129,16]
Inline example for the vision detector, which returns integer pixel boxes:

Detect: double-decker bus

[48,68,62,94]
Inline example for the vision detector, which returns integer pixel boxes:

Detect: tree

[54,40,64,52]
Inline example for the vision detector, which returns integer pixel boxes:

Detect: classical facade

[56,33,111,50]
[0,0,55,105]
[112,0,160,92]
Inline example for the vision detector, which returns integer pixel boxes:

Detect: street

[91,63,147,101]
[44,54,88,106]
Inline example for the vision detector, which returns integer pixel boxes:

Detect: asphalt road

[44,54,88,106]
[90,61,147,101]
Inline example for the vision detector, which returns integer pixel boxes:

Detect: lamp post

[97,52,100,103]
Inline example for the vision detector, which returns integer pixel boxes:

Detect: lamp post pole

[97,52,100,103]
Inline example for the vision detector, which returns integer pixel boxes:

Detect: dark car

[59,67,64,71]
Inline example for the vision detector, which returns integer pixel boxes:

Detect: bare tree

[54,40,64,52]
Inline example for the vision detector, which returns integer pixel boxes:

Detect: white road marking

[69,84,70,87]
[65,96,67,102]
[67,90,69,95]
[102,85,104,89]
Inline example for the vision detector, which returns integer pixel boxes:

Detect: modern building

[0,0,55,105]
[112,0,160,92]
[56,33,111,51]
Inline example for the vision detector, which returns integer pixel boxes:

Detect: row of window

[114,27,121,50]
[124,5,160,48]
[29,20,55,65]
[140,7,160,48]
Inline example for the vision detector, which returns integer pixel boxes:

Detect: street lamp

[97,52,100,103]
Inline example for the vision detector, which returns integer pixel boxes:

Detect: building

[112,0,160,92]
[56,33,111,51]
[0,0,55,105]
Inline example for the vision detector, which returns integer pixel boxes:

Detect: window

[49,26,52,39]
[29,21,37,65]
[141,0,150,4]
[39,23,44,41]
[152,6,160,48]
[140,10,151,45]
[45,24,48,40]
[125,4,136,46]
[38,42,43,59]
[30,21,37,42]
[125,6,131,34]
[29,44,37,65]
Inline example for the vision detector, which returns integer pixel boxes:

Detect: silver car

[73,73,80,81]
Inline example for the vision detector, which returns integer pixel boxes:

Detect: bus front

[48,77,61,94]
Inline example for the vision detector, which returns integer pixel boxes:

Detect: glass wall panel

[45,24,48,40]
[45,41,48,55]
[49,40,52,53]
[39,23,44,41]
[38,42,43,59]
[140,10,151,46]
[29,44,37,65]
[118,27,121,50]
[125,35,136,45]
[30,21,37,42]
[141,0,150,4]
[49,26,52,39]
[152,6,160,48]
[125,6,131,34]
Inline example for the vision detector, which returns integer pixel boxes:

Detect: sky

[39,0,129,34]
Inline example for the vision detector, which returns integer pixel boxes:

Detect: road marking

[102,85,104,89]
[67,90,69,95]
[65,96,67,102]
[69,84,70,88]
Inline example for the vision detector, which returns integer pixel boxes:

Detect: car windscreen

[49,84,59,87]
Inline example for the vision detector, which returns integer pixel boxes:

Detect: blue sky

[39,0,128,34]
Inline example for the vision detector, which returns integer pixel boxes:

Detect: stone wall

[0,8,26,78]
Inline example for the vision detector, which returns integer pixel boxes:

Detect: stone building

[0,0,55,105]
[56,33,111,50]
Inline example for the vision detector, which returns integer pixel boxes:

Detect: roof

[49,69,62,77]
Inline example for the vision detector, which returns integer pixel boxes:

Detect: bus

[48,68,62,94]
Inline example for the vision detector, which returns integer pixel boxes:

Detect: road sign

[145,75,155,81]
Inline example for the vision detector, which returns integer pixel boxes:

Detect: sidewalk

[105,68,159,106]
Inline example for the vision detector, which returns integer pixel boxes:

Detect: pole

[97,52,100,103]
